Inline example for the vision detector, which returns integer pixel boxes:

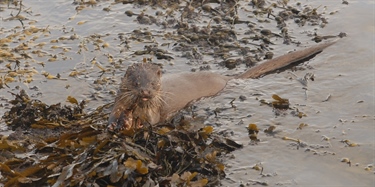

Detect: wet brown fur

[109,41,336,126]
[108,63,164,126]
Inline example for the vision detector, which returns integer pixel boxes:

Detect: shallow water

[0,0,374,186]
[213,1,375,186]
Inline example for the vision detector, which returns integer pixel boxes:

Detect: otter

[108,41,336,130]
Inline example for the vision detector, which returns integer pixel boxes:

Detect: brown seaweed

[1,90,242,187]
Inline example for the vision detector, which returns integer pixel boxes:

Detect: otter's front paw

[107,110,133,132]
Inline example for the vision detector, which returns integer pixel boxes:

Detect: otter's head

[108,63,163,128]
[120,63,162,108]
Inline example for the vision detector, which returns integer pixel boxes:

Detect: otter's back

[160,72,230,120]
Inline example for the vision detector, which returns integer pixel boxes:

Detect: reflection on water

[0,0,374,186]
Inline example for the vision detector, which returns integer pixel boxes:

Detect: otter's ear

[124,70,130,78]
[125,64,135,77]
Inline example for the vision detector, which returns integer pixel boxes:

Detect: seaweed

[1,90,242,187]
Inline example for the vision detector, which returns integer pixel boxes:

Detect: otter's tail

[235,40,337,79]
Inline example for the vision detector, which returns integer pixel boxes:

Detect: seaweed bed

[1,89,244,187]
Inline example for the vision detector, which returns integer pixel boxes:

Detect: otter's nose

[140,89,152,100]
[140,89,150,95]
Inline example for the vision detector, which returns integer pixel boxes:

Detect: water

[0,0,374,186]
[213,1,375,186]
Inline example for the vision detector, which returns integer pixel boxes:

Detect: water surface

[0,0,374,186]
